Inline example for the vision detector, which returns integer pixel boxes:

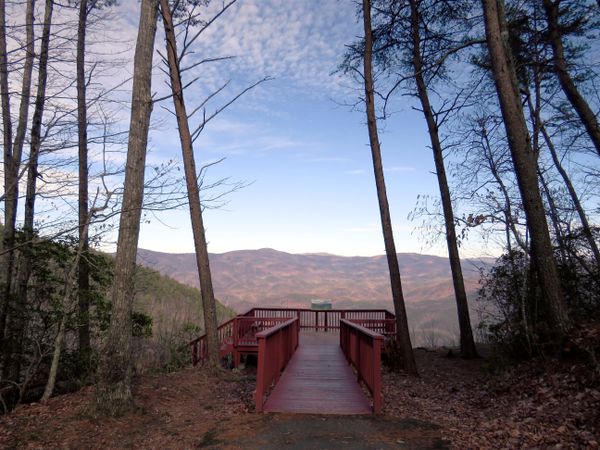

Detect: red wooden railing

[190,316,236,366]
[190,308,396,366]
[340,318,383,413]
[248,307,395,332]
[255,317,300,412]
[190,315,294,366]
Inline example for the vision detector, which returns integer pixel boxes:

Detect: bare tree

[3,0,54,384]
[482,0,569,335]
[407,0,478,358]
[158,0,267,368]
[77,0,91,353]
[0,0,35,350]
[158,0,223,369]
[362,0,417,375]
[94,0,159,415]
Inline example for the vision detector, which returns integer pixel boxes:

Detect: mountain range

[136,248,495,346]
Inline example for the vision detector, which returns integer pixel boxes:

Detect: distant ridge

[136,248,493,345]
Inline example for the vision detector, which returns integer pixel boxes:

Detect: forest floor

[1,340,599,449]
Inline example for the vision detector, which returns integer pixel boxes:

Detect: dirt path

[207,414,447,449]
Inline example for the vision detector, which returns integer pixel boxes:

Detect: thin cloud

[386,166,416,172]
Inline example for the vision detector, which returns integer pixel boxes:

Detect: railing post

[324,311,328,332]
[233,318,239,349]
[373,336,382,413]
[255,335,267,412]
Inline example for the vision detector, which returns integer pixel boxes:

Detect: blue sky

[122,0,495,257]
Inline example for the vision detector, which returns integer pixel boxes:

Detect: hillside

[134,264,235,337]
[136,248,493,346]
[129,265,236,370]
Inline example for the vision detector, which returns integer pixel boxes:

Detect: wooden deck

[263,331,372,414]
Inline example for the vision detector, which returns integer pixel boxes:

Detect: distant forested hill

[137,248,493,346]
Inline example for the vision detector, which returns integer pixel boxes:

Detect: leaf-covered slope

[133,265,235,337]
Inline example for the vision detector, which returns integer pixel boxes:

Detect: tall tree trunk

[0,0,14,347]
[362,0,417,375]
[159,0,220,368]
[3,0,53,384]
[542,0,600,157]
[77,0,91,353]
[0,0,34,348]
[408,0,477,359]
[482,0,569,335]
[95,0,158,416]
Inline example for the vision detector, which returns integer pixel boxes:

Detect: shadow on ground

[203,413,448,449]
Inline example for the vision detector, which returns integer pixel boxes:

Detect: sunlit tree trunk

[159,0,220,369]
[362,0,417,375]
[95,0,158,416]
[482,0,569,335]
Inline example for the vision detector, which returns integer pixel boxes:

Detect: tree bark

[2,0,53,384]
[542,0,600,157]
[95,0,158,416]
[159,0,220,368]
[0,0,34,348]
[0,0,14,347]
[482,0,569,335]
[362,0,417,375]
[77,0,91,353]
[408,0,478,358]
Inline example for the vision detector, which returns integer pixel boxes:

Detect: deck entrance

[189,308,395,414]
[263,331,371,414]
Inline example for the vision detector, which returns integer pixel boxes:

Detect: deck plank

[263,331,372,414]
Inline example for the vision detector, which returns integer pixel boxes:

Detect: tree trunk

[362,0,417,375]
[77,0,91,353]
[542,0,600,157]
[159,0,220,368]
[0,0,14,347]
[0,0,34,349]
[540,123,600,266]
[408,0,478,359]
[42,219,92,401]
[3,0,53,384]
[41,314,66,401]
[482,0,569,335]
[94,0,158,416]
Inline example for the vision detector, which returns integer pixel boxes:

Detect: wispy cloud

[386,166,416,173]
[346,169,366,175]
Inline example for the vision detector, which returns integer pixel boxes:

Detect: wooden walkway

[263,331,372,414]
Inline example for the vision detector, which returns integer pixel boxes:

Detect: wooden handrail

[189,307,396,366]
[340,318,383,413]
[255,317,299,412]
[248,307,395,332]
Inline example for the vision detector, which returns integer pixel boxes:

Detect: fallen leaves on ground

[383,347,600,449]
